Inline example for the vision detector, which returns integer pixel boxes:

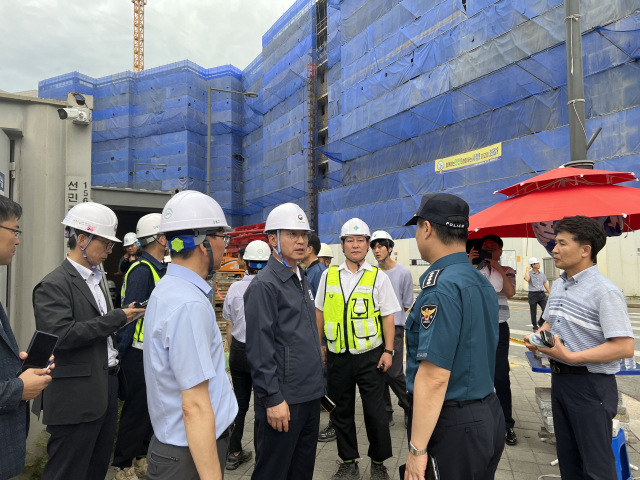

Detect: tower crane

[132,0,147,72]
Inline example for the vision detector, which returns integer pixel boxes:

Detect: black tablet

[22,330,59,370]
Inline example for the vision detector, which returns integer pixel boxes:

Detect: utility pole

[563,0,591,168]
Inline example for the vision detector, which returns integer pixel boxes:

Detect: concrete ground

[105,300,640,479]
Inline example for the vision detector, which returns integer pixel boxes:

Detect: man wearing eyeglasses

[244,203,324,480]
[32,202,145,480]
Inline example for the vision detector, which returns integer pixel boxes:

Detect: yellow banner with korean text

[435,143,502,173]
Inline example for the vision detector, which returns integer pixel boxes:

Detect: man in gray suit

[33,202,144,480]
[0,196,53,480]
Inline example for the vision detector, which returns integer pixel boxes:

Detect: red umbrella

[496,167,637,198]
[468,184,640,239]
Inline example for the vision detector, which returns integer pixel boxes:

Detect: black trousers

[384,326,410,415]
[42,375,119,480]
[552,372,618,480]
[327,345,392,462]
[528,291,547,329]
[228,339,255,454]
[408,392,505,479]
[147,429,230,480]
[113,348,154,468]
[252,398,321,480]
[494,322,514,429]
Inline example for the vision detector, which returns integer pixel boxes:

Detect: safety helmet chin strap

[69,228,98,270]
[343,237,369,270]
[374,239,392,265]
[275,230,294,269]
[202,237,216,280]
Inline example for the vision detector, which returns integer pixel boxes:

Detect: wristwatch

[409,441,427,456]
[384,349,394,356]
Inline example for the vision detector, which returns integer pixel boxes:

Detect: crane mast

[132,0,147,72]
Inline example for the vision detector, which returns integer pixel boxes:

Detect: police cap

[405,193,470,229]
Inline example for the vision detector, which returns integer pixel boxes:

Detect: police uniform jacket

[244,256,324,408]
[31,259,127,425]
[405,252,499,401]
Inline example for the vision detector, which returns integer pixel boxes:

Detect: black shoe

[330,461,359,479]
[505,428,517,446]
[371,462,391,480]
[318,421,337,442]
[226,449,253,470]
[388,412,395,427]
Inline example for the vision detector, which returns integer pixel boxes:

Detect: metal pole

[206,86,211,196]
[564,0,588,165]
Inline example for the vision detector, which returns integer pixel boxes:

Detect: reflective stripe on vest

[323,266,382,354]
[121,260,161,345]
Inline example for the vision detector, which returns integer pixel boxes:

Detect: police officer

[403,193,505,480]
[113,213,168,479]
[315,218,401,480]
[143,190,238,479]
[244,203,324,480]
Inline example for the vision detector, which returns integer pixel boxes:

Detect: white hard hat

[62,202,120,243]
[264,203,311,232]
[243,240,270,267]
[136,213,162,245]
[529,257,540,265]
[107,280,116,289]
[370,230,394,246]
[340,218,371,240]
[160,190,232,234]
[318,243,334,258]
[123,232,138,247]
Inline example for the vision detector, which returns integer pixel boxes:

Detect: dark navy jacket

[116,252,166,358]
[0,303,28,479]
[305,259,326,298]
[244,256,324,407]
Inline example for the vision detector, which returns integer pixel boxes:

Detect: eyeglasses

[282,231,311,242]
[0,225,21,238]
[93,237,116,251]
[211,234,231,247]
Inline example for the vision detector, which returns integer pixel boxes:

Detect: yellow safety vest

[121,260,161,348]
[323,266,382,354]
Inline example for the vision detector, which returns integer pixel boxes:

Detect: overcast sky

[0,0,295,93]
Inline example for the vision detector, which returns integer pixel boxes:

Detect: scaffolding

[307,61,317,232]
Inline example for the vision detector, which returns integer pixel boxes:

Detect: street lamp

[206,87,259,195]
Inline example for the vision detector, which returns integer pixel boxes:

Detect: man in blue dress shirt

[143,191,238,480]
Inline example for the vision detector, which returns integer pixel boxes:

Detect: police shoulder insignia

[422,269,442,289]
[420,304,438,330]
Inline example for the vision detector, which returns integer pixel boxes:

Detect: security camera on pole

[141,190,238,480]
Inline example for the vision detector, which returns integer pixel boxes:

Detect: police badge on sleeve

[420,305,438,330]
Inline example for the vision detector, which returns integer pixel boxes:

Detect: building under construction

[38,0,640,244]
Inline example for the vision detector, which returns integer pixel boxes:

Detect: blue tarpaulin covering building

[39,0,640,241]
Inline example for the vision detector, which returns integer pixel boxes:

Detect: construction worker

[143,190,237,480]
[370,230,412,428]
[244,203,324,480]
[223,240,270,470]
[113,213,168,479]
[403,193,504,479]
[119,232,140,273]
[318,243,334,268]
[316,218,401,480]
[33,202,145,480]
